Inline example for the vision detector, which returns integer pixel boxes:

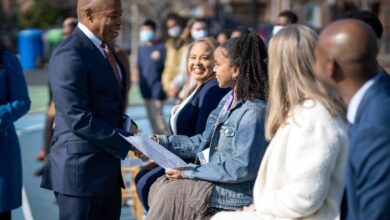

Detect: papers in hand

[121,135,187,169]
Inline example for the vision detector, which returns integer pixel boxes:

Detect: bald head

[76,0,122,42]
[77,0,107,19]
[314,19,379,105]
[318,19,378,69]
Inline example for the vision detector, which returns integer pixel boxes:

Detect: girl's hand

[149,134,158,143]
[165,167,184,180]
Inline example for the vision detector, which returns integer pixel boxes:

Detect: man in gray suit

[41,0,137,219]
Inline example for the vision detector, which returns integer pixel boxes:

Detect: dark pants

[54,189,121,220]
[0,211,11,220]
[135,166,165,210]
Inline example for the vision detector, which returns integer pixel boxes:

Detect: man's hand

[165,167,184,180]
[129,122,138,134]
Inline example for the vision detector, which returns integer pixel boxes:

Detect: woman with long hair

[213,25,348,220]
[145,32,269,220]
[135,37,229,210]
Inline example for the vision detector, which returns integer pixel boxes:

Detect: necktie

[101,42,121,87]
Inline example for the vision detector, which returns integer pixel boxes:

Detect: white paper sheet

[121,135,187,169]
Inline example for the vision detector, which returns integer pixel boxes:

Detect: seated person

[135,37,229,210]
[212,25,347,220]
[144,31,269,220]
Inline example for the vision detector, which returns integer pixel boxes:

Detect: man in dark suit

[40,0,137,219]
[314,19,390,220]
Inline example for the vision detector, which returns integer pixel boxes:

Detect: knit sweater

[253,100,348,220]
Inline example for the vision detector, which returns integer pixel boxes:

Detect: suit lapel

[74,28,124,102]
[354,70,390,125]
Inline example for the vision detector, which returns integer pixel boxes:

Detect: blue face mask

[139,30,154,42]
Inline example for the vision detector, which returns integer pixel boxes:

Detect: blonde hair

[181,37,219,99]
[265,25,345,140]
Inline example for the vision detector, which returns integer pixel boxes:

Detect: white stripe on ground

[17,124,44,136]
[22,187,34,220]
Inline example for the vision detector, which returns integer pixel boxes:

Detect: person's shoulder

[2,51,19,63]
[52,33,86,60]
[359,75,390,124]
[359,96,390,127]
[291,99,345,128]
[242,98,266,111]
[200,78,221,91]
[199,79,230,98]
[296,99,332,118]
[2,51,23,71]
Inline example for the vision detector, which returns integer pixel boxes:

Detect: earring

[232,75,237,81]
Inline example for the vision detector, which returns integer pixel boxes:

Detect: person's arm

[0,52,31,131]
[255,114,347,218]
[181,108,267,183]
[351,125,390,220]
[157,134,203,160]
[49,47,132,159]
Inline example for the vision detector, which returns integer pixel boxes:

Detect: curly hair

[219,31,268,101]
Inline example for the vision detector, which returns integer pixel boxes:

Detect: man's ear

[85,8,94,22]
[327,58,343,83]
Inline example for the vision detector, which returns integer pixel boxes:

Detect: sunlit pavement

[13,105,172,220]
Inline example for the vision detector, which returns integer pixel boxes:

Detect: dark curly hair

[219,31,268,101]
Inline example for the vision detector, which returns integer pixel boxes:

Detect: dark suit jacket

[343,71,390,220]
[41,27,132,197]
[171,78,230,136]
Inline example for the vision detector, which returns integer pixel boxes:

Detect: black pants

[0,211,11,220]
[54,189,121,220]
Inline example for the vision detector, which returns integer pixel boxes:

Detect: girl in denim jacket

[145,32,269,220]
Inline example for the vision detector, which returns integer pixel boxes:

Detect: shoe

[36,149,46,161]
[34,167,44,176]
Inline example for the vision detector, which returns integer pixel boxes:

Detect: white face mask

[191,29,208,40]
[168,26,181,38]
[272,25,284,36]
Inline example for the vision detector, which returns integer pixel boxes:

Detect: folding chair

[121,152,144,220]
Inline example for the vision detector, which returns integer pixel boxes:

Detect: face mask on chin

[191,29,208,40]
[139,30,154,43]
[168,26,181,38]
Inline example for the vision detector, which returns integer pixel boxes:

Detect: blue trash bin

[18,28,44,70]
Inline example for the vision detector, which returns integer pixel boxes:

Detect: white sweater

[212,100,348,220]
[254,100,348,220]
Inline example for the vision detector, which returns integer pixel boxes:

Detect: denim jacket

[158,93,268,209]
